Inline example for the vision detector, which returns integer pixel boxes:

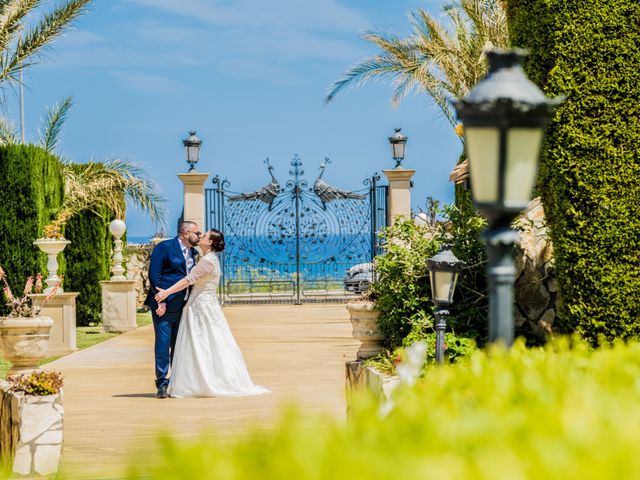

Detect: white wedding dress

[169,252,269,398]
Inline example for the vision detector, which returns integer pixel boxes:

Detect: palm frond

[0,115,18,144]
[325,0,509,131]
[38,96,72,153]
[59,158,167,227]
[0,0,91,84]
[0,0,40,53]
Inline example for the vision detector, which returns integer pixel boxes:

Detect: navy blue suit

[145,237,198,389]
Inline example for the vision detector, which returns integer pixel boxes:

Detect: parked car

[344,262,374,294]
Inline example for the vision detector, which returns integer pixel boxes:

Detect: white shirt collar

[178,237,190,253]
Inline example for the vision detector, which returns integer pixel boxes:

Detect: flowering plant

[9,370,64,395]
[0,265,61,317]
[42,210,72,239]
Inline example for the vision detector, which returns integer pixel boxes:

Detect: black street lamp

[454,49,562,346]
[388,128,407,168]
[427,246,464,364]
[183,131,202,172]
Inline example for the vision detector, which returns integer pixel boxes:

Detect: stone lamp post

[101,220,137,333]
[178,130,210,232]
[383,127,415,226]
[109,219,127,280]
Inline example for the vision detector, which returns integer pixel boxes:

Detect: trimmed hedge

[124,339,640,479]
[0,145,64,315]
[506,0,640,343]
[64,207,114,326]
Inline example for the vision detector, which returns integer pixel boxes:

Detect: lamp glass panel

[433,270,457,303]
[392,142,405,159]
[465,127,500,204]
[187,145,200,163]
[504,128,543,207]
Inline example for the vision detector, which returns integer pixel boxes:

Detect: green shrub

[506,0,640,343]
[0,145,64,316]
[371,218,440,348]
[64,207,114,326]
[372,203,487,350]
[122,339,640,479]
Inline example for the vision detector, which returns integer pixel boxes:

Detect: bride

[154,229,268,398]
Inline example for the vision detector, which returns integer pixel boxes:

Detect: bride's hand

[155,288,168,302]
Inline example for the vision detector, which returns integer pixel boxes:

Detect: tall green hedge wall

[64,207,114,326]
[506,0,640,342]
[0,145,64,314]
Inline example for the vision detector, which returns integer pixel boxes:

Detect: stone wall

[0,380,63,477]
[514,197,558,343]
[125,244,152,308]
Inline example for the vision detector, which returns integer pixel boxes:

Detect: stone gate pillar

[177,172,210,230]
[383,168,416,225]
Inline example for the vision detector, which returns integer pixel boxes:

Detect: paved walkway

[46,304,358,478]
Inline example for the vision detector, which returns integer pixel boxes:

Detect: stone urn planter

[346,301,384,359]
[33,238,71,294]
[0,316,54,375]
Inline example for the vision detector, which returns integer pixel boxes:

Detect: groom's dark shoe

[156,385,168,399]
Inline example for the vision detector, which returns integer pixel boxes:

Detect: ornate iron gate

[206,155,387,304]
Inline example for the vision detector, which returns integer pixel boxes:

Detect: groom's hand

[156,303,166,317]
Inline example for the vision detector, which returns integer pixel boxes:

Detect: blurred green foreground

[60,338,640,479]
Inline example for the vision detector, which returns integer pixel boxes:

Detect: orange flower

[454,123,464,137]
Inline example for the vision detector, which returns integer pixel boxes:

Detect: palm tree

[325,0,509,130]
[46,158,167,237]
[0,0,93,89]
[0,97,167,235]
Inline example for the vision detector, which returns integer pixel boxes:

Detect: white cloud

[42,0,374,88]
[124,0,369,32]
[111,71,182,93]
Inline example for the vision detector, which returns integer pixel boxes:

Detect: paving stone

[12,444,32,476]
[34,444,62,476]
[35,429,63,445]
[19,403,60,443]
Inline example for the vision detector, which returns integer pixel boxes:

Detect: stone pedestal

[1,380,64,477]
[100,280,138,333]
[0,317,54,375]
[345,361,399,418]
[346,301,384,360]
[383,168,416,226]
[177,172,209,230]
[29,293,78,356]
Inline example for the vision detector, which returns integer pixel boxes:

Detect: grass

[16,312,151,372]
[0,311,154,377]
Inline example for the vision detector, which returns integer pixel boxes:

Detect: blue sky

[8,0,461,237]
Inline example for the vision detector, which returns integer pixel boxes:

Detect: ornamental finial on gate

[313,157,366,210]
[228,158,281,210]
[287,154,308,190]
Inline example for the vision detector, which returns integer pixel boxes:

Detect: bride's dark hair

[208,229,225,252]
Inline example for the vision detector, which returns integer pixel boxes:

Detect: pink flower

[35,274,43,294]
[23,276,34,297]
[3,286,14,302]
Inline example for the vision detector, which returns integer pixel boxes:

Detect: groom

[145,221,200,398]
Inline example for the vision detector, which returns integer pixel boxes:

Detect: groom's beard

[188,237,199,247]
